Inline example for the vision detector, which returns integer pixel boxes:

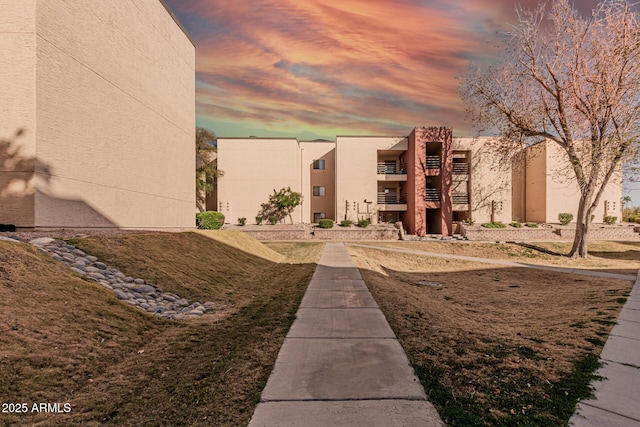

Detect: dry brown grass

[370,240,640,276]
[0,235,323,426]
[348,245,634,425]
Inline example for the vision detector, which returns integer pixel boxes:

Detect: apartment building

[1,1,195,230]
[512,139,622,223]
[216,127,622,236]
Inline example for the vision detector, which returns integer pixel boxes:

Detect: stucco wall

[335,136,407,224]
[453,137,512,224]
[543,140,622,223]
[217,138,302,224]
[300,141,335,222]
[28,0,195,229]
[0,0,37,227]
[524,142,547,223]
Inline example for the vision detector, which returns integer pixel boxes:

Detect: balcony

[378,192,407,204]
[453,163,469,175]
[377,192,407,211]
[452,192,469,204]
[377,162,407,181]
[425,188,440,202]
[425,156,440,169]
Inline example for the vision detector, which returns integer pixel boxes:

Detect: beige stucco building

[512,139,622,223]
[216,130,623,236]
[1,0,195,230]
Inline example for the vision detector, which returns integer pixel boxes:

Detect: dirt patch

[0,236,323,426]
[348,245,633,425]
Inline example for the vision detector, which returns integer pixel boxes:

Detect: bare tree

[460,0,640,258]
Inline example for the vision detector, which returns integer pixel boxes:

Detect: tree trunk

[569,191,593,259]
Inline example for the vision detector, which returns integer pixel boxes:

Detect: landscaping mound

[193,230,284,263]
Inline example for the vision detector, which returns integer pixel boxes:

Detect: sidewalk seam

[578,401,640,423]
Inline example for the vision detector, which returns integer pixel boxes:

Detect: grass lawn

[348,244,635,426]
[369,240,640,276]
[0,233,323,426]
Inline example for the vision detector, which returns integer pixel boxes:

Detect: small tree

[196,127,224,212]
[460,0,640,258]
[258,187,303,224]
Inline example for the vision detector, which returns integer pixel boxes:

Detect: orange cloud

[165,0,602,138]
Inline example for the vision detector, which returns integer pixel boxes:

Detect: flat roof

[159,0,195,47]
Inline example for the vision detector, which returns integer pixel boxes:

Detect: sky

[164,0,639,205]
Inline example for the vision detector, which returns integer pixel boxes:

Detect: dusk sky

[165,0,638,202]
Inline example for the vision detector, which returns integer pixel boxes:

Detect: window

[313,212,326,222]
[313,186,326,196]
[313,159,325,170]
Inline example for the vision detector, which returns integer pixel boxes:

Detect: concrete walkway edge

[570,269,640,426]
[248,242,443,426]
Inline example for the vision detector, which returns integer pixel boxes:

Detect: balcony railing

[377,162,407,174]
[377,192,407,204]
[425,156,440,169]
[453,163,469,175]
[452,192,469,204]
[425,188,440,202]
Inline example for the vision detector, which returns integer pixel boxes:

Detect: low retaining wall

[313,228,400,240]
[559,227,639,240]
[461,226,558,241]
[461,224,639,241]
[223,225,400,241]
[236,229,310,241]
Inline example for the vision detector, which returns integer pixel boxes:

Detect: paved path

[570,269,640,426]
[248,242,443,427]
[348,243,637,281]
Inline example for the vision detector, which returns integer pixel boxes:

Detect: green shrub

[481,222,507,228]
[238,217,246,226]
[255,216,263,225]
[525,222,538,228]
[636,217,640,224]
[558,213,573,225]
[340,220,353,227]
[603,216,617,225]
[196,211,225,230]
[510,222,523,228]
[358,219,370,228]
[318,219,334,229]
[268,216,278,225]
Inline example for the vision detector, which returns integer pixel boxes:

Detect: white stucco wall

[32,0,195,229]
[335,136,407,223]
[0,0,37,227]
[217,138,302,224]
[542,140,622,223]
[453,138,512,224]
[1,0,195,229]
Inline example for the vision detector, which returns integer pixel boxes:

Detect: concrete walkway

[570,269,640,426]
[248,242,443,427]
[348,242,640,426]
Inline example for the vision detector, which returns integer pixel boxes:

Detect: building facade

[216,128,622,236]
[1,0,195,230]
